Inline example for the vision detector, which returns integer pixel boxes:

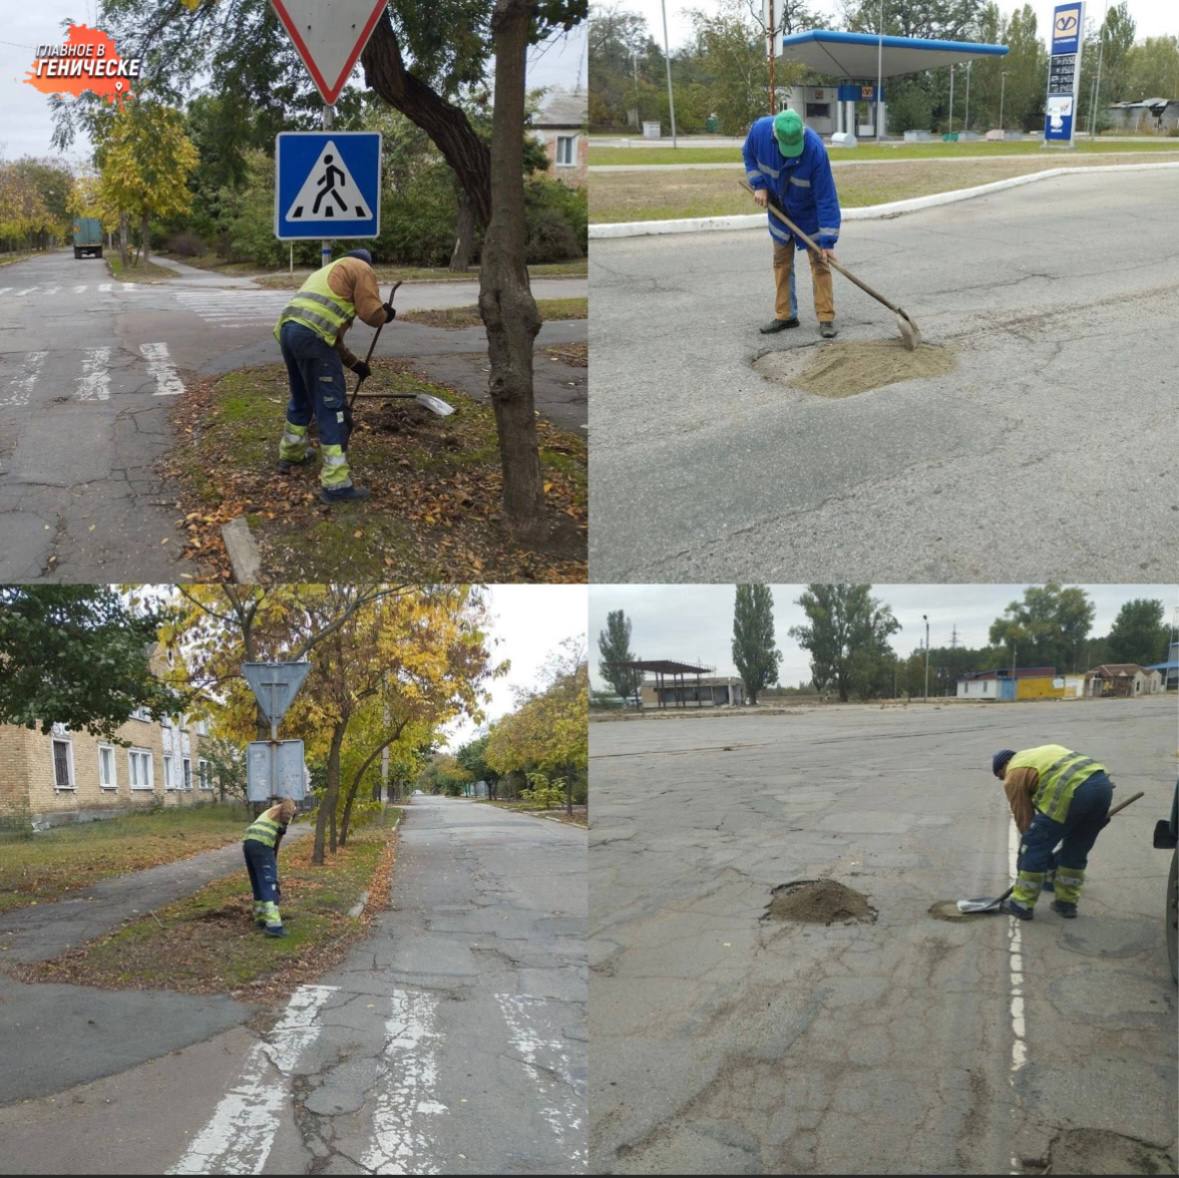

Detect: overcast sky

[589,584,1179,689]
[602,0,1176,52]
[441,584,587,753]
[0,4,586,161]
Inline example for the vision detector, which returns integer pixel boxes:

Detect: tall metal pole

[768,0,776,114]
[923,614,930,701]
[1000,70,1007,130]
[660,0,677,147]
[948,64,955,134]
[876,0,884,139]
[1088,0,1109,136]
[321,103,334,268]
[965,60,972,131]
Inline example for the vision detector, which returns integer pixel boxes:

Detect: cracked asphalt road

[587,168,1179,582]
[588,699,1178,1174]
[0,797,586,1175]
[0,252,586,582]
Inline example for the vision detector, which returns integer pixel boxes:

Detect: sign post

[242,661,312,803]
[1044,2,1084,147]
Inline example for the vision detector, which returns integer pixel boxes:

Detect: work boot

[819,321,838,339]
[276,454,313,474]
[999,898,1033,921]
[264,924,288,938]
[1051,900,1077,919]
[760,317,800,334]
[319,484,371,505]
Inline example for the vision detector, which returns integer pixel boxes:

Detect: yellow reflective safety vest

[274,259,355,346]
[1007,744,1106,823]
[244,813,283,848]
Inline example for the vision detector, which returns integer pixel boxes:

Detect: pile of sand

[754,339,955,398]
[762,879,878,926]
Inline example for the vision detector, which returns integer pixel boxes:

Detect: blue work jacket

[742,118,842,250]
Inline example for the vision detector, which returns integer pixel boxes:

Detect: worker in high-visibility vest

[274,248,396,503]
[243,797,297,937]
[992,746,1114,920]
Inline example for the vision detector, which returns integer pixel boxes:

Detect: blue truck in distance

[72,217,103,260]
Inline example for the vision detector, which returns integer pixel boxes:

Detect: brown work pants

[774,240,835,323]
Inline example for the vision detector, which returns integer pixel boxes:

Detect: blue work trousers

[1019,771,1114,880]
[243,838,280,904]
[279,321,348,449]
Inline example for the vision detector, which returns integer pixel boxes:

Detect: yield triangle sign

[285,140,374,222]
[270,0,388,105]
[242,661,312,724]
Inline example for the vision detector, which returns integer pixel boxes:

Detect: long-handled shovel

[956,790,1145,914]
[345,282,453,451]
[739,179,921,351]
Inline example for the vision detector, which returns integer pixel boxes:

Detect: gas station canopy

[779,30,1008,78]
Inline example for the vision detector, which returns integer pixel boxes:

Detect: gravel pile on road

[754,339,955,397]
[762,879,878,925]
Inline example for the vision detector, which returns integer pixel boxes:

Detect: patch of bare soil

[762,879,878,925]
[1033,1128,1176,1175]
[754,339,955,398]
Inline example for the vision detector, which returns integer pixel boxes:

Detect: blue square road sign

[275,131,382,241]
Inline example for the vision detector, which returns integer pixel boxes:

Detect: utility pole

[999,69,1007,131]
[767,0,777,115]
[876,0,884,140]
[948,64,955,134]
[660,0,677,147]
[1088,0,1109,136]
[965,60,972,131]
[923,614,930,701]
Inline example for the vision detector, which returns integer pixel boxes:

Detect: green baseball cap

[773,109,805,157]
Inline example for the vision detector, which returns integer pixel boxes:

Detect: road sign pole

[321,102,334,269]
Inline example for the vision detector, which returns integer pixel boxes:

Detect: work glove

[351,360,372,381]
[382,302,397,323]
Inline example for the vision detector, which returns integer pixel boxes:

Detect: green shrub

[525,178,586,262]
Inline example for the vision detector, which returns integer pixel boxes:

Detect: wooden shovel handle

[1108,790,1144,818]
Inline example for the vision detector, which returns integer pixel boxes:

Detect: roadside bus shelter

[778,29,1008,140]
[615,660,713,709]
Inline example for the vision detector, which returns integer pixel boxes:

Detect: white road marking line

[1007,820,1027,1173]
[496,993,586,1164]
[140,341,184,397]
[360,989,447,1175]
[99,282,112,293]
[73,284,87,294]
[42,286,59,297]
[2,351,48,408]
[0,287,12,296]
[168,984,337,1176]
[15,287,38,297]
[77,347,111,402]
[121,282,135,292]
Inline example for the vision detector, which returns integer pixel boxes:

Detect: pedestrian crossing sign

[275,131,382,241]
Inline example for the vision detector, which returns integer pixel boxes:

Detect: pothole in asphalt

[1030,1128,1176,1175]
[753,339,955,397]
[761,879,877,925]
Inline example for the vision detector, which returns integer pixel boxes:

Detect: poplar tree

[732,584,781,705]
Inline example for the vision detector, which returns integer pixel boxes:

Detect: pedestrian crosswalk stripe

[74,285,87,294]
[140,341,185,397]
[42,286,59,297]
[1,351,48,408]
[15,287,37,297]
[0,288,10,296]
[99,283,112,293]
[77,347,112,402]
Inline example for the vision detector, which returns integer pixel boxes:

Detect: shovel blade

[896,311,920,351]
[416,393,455,417]
[956,896,1002,914]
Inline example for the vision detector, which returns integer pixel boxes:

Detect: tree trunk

[140,211,151,265]
[313,723,346,865]
[362,5,544,541]
[478,0,545,542]
[449,188,476,272]
[118,212,129,268]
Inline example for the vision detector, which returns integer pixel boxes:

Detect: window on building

[52,738,75,790]
[556,135,576,166]
[198,759,213,791]
[98,744,117,790]
[183,758,193,791]
[131,706,152,722]
[129,749,153,790]
[163,753,175,791]
[805,103,831,120]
